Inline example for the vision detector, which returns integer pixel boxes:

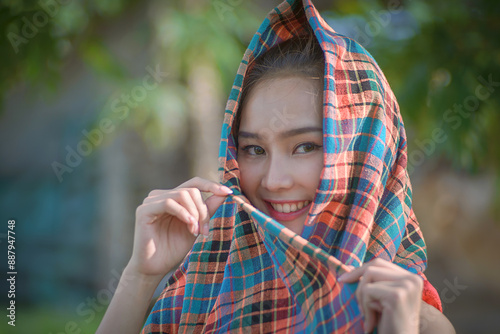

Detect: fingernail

[188,217,199,236]
[338,273,346,282]
[220,186,233,194]
[203,224,210,237]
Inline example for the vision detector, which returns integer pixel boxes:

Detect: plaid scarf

[142,0,441,332]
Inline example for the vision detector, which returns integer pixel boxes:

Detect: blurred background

[0,0,499,333]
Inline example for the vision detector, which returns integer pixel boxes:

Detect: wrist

[121,263,164,292]
[96,265,163,334]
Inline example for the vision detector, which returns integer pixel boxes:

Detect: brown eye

[295,143,320,154]
[253,146,265,155]
[242,145,266,156]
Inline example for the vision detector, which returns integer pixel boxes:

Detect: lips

[263,200,312,222]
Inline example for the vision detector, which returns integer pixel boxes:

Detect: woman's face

[237,76,323,234]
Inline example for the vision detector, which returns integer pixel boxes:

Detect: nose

[261,155,293,191]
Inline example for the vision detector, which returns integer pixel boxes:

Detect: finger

[363,303,377,334]
[356,276,364,312]
[339,258,405,283]
[338,265,364,283]
[139,198,198,236]
[200,194,229,237]
[142,188,217,237]
[185,188,210,236]
[144,179,232,204]
[360,283,388,333]
[143,189,170,204]
[352,264,414,318]
[367,300,383,313]
[205,194,229,217]
[368,258,413,274]
[356,277,375,333]
[361,265,412,285]
[173,190,203,227]
[355,270,392,332]
[178,177,233,196]
[356,275,373,329]
[362,281,413,333]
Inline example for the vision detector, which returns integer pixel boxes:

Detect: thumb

[205,193,230,218]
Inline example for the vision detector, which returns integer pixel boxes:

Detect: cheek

[297,154,323,190]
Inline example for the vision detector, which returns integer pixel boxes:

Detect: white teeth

[270,200,310,213]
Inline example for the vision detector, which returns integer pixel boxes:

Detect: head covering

[142,0,441,332]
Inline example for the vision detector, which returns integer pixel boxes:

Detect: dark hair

[233,33,325,141]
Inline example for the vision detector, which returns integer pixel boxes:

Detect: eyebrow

[238,126,323,140]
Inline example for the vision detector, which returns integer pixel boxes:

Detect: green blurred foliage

[2,306,105,333]
[0,0,133,102]
[1,0,499,173]
[134,1,262,148]
[331,0,500,173]
[157,1,259,82]
[383,0,500,173]
[324,0,500,211]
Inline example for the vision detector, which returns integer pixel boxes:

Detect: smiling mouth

[268,200,311,213]
[263,200,312,222]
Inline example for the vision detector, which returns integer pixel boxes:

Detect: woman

[98,0,454,333]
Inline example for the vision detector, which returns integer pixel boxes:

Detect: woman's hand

[339,258,423,334]
[126,177,233,281]
[97,178,231,334]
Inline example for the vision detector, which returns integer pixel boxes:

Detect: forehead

[239,76,323,132]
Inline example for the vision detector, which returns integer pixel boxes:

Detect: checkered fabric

[141,0,441,333]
